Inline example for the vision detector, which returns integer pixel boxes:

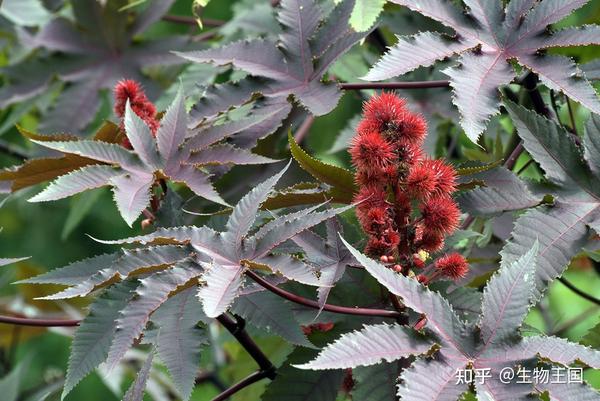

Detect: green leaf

[63,280,138,399]
[0,358,29,401]
[352,363,399,401]
[262,348,344,401]
[288,132,356,198]
[349,0,386,32]
[153,287,208,401]
[581,322,600,349]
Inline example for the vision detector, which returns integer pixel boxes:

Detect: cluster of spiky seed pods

[114,79,160,148]
[350,93,468,281]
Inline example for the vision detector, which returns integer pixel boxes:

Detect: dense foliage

[0,1,599,401]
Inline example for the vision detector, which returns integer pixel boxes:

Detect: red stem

[210,370,271,401]
[245,270,402,319]
[0,315,80,327]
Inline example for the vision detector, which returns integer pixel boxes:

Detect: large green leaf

[262,348,344,401]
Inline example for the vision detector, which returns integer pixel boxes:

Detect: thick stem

[210,371,270,401]
[245,270,402,319]
[0,315,80,327]
[340,80,450,90]
[558,278,600,306]
[216,314,276,378]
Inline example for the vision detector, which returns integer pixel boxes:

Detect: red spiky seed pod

[381,110,427,146]
[407,162,437,199]
[113,79,160,136]
[428,159,457,196]
[435,253,469,280]
[349,131,396,174]
[395,141,423,166]
[416,274,429,284]
[362,92,406,129]
[420,196,460,235]
[418,228,445,253]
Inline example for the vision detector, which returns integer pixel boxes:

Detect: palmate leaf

[63,280,138,400]
[23,245,191,300]
[178,0,370,118]
[366,0,600,142]
[0,0,188,134]
[106,261,203,370]
[299,239,600,400]
[152,287,208,401]
[28,87,278,226]
[0,121,122,192]
[92,163,353,318]
[501,101,600,299]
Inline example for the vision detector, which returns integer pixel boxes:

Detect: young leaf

[288,132,356,197]
[366,0,600,141]
[292,217,355,310]
[177,0,370,117]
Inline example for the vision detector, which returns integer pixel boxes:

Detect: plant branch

[558,277,600,306]
[216,314,276,377]
[566,98,578,136]
[245,270,402,319]
[0,315,80,327]
[210,370,270,401]
[162,15,223,27]
[340,80,450,90]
